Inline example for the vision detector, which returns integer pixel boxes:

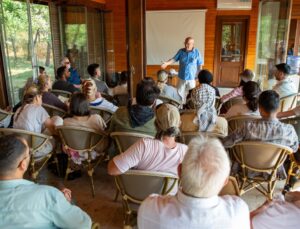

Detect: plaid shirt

[222,118,298,152]
[191,84,217,131]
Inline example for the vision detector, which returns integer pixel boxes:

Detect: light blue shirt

[173,48,203,81]
[0,179,92,229]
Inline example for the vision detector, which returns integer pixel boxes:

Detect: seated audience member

[52,66,79,94]
[0,135,91,228]
[138,136,250,229]
[221,69,254,103]
[222,90,298,152]
[109,79,160,136]
[87,63,109,94]
[225,81,261,119]
[39,66,46,76]
[108,103,187,177]
[110,70,129,96]
[13,86,63,159]
[37,74,68,111]
[156,70,181,102]
[181,82,228,136]
[198,69,220,97]
[272,63,297,98]
[63,93,107,165]
[82,79,118,113]
[61,56,81,85]
[251,191,300,229]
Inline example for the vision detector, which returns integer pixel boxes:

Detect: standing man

[161,37,203,103]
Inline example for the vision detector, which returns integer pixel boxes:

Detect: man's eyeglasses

[64,62,70,64]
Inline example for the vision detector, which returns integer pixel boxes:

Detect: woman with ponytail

[13,85,63,158]
[225,81,261,119]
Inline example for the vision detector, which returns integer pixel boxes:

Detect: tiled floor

[39,163,286,229]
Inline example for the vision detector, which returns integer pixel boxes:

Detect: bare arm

[107,159,122,176]
[277,109,296,119]
[161,59,176,69]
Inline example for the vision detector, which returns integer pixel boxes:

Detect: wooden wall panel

[105,0,127,72]
[292,0,300,19]
[105,0,259,85]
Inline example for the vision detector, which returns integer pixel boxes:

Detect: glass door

[255,0,292,90]
[0,0,54,105]
[215,16,248,87]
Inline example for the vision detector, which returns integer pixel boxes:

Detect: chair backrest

[90,106,114,124]
[57,126,107,152]
[42,104,66,117]
[0,109,13,124]
[180,131,225,145]
[232,141,292,171]
[279,93,298,112]
[51,89,72,98]
[115,170,178,204]
[158,95,182,108]
[227,115,261,134]
[110,132,154,153]
[0,128,50,154]
[222,96,244,111]
[114,94,129,106]
[281,116,300,142]
[215,96,222,114]
[219,176,240,196]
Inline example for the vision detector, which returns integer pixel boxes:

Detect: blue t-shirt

[173,48,203,80]
[67,67,81,85]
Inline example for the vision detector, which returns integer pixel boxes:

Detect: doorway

[214,16,249,88]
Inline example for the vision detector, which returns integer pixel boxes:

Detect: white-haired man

[138,137,250,229]
[61,56,81,85]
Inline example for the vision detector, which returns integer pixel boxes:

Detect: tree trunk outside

[45,41,51,67]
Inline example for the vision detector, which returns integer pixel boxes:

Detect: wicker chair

[115,170,178,228]
[90,106,114,124]
[51,89,72,99]
[110,132,154,153]
[42,104,66,117]
[231,141,293,199]
[0,109,13,128]
[279,93,298,112]
[158,95,182,108]
[179,131,225,145]
[219,176,240,196]
[57,126,107,197]
[221,96,244,112]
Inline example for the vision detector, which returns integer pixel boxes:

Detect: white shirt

[113,138,188,175]
[90,97,118,113]
[14,104,49,133]
[252,200,300,229]
[273,77,297,98]
[138,190,250,229]
[225,103,260,119]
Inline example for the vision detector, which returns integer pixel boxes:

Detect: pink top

[221,86,243,103]
[113,138,188,175]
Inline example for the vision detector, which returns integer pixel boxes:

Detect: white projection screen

[146,10,207,65]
